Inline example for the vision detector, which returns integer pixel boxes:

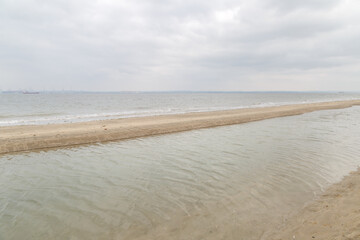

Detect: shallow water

[1,107,360,239]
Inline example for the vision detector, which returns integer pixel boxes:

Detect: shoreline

[1,99,360,155]
[267,167,360,239]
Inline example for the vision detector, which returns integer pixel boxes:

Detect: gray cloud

[267,0,341,12]
[0,0,360,91]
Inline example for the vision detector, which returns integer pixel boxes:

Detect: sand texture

[1,99,360,154]
[268,168,360,240]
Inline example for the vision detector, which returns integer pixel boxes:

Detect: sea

[0,92,360,126]
[1,92,360,239]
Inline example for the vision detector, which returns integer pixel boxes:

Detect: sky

[1,0,360,92]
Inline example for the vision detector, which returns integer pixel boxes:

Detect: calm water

[0,92,360,126]
[1,106,360,239]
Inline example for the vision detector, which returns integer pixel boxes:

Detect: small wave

[1,97,359,126]
[0,112,62,119]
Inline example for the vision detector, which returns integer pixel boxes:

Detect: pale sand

[1,99,360,155]
[268,168,360,240]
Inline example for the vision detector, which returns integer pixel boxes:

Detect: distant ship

[23,91,40,94]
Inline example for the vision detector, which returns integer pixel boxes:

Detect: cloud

[267,0,341,12]
[0,0,359,91]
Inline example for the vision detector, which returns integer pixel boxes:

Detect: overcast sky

[1,0,360,91]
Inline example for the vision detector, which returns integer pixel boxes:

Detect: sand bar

[1,99,360,154]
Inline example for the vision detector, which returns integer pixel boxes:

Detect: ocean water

[1,104,360,239]
[0,92,359,126]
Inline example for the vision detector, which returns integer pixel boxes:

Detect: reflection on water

[1,107,360,239]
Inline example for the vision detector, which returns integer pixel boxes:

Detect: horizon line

[1,90,359,94]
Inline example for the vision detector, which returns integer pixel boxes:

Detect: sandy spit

[1,99,360,154]
[267,168,360,240]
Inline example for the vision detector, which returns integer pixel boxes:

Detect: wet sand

[268,168,360,240]
[1,99,360,154]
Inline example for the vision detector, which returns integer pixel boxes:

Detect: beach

[268,168,360,240]
[131,168,360,240]
[1,99,360,155]
[1,98,360,239]
[2,0,360,238]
